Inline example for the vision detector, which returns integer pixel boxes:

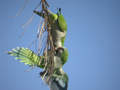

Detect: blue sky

[0,0,120,90]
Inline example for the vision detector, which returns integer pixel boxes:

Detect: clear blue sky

[0,0,120,90]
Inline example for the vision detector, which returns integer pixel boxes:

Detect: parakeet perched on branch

[34,8,67,48]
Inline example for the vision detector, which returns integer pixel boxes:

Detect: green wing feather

[8,47,45,68]
[58,14,67,32]
[61,48,68,65]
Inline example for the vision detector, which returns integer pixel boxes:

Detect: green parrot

[33,8,67,48]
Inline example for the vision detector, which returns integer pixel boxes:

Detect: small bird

[34,8,67,48]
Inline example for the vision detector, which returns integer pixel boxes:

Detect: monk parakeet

[34,8,67,48]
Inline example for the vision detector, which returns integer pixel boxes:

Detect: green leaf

[8,47,45,68]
